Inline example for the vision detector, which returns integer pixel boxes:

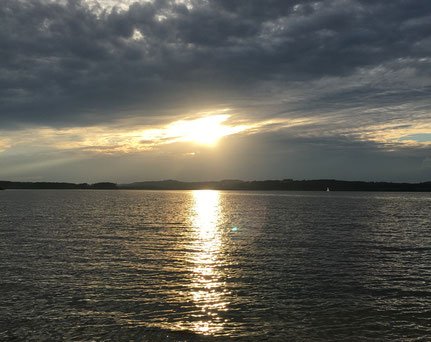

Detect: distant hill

[0,181,118,190]
[1,179,430,191]
[120,179,431,192]
[121,179,244,190]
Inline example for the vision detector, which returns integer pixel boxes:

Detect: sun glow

[167,115,245,145]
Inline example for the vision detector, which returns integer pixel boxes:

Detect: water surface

[0,190,430,340]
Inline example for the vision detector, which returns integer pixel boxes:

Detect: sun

[135,113,252,148]
[167,115,244,145]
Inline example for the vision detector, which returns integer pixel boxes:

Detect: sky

[1,0,430,183]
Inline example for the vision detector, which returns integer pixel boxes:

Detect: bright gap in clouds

[398,133,431,143]
[0,113,255,156]
[164,115,247,145]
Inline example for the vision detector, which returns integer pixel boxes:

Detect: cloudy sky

[1,0,430,183]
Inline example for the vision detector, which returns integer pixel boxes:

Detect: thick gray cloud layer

[1,0,431,182]
[1,0,431,127]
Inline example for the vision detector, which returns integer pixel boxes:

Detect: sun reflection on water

[180,190,229,335]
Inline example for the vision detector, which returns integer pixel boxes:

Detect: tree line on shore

[0,181,117,190]
[1,179,431,191]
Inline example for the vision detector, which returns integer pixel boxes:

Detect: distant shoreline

[1,179,430,192]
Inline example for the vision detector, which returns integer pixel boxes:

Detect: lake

[0,190,430,341]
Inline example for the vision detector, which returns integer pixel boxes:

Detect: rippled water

[0,190,430,341]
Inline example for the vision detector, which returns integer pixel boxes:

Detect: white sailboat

[326,187,330,192]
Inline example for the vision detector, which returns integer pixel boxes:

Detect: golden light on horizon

[7,111,430,160]
[167,115,246,146]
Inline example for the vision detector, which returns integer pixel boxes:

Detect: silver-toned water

[0,190,430,341]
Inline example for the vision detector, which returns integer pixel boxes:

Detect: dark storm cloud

[1,0,431,128]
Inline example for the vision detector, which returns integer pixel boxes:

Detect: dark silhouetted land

[0,181,117,190]
[1,179,431,191]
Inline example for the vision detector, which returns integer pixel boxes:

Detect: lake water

[0,190,430,341]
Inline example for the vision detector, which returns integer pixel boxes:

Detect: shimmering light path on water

[0,190,430,341]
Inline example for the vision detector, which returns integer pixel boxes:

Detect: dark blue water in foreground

[0,190,430,341]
